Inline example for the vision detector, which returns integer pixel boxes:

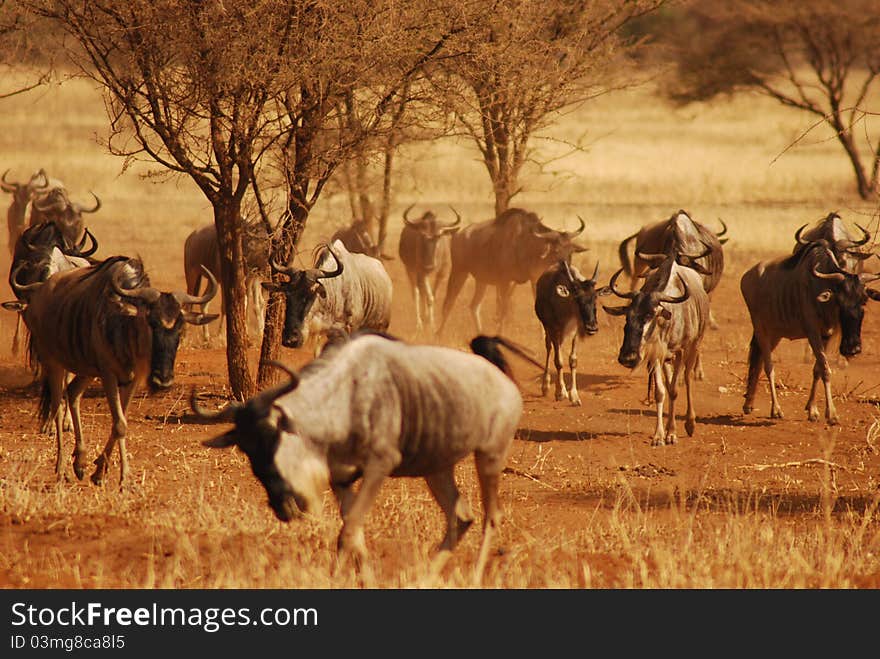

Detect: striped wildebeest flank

[603,254,710,447]
[264,239,392,354]
[437,208,587,337]
[192,332,535,581]
[2,168,50,257]
[397,204,461,334]
[534,259,611,405]
[183,220,269,343]
[4,256,218,486]
[740,240,880,425]
[7,220,99,358]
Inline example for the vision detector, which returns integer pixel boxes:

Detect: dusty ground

[1,241,879,588]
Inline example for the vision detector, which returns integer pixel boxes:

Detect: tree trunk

[832,118,874,200]
[256,197,308,389]
[494,177,512,216]
[214,199,256,400]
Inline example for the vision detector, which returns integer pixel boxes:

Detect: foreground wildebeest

[741,240,880,425]
[2,168,49,256]
[5,256,218,486]
[604,256,709,446]
[7,221,98,357]
[264,239,392,352]
[534,259,610,405]
[438,208,587,336]
[183,220,269,343]
[398,204,461,333]
[192,332,533,579]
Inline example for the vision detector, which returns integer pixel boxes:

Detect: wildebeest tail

[470,335,543,382]
[618,231,638,278]
[38,375,52,428]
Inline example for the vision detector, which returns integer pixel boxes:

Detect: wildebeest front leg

[407,270,423,333]
[663,355,682,445]
[552,334,568,401]
[92,377,135,487]
[651,359,668,447]
[336,460,393,564]
[425,468,474,552]
[473,450,505,586]
[568,333,581,406]
[45,367,67,480]
[422,276,437,333]
[805,335,836,424]
[469,281,488,334]
[684,348,699,437]
[541,330,553,396]
[66,374,93,480]
[495,282,514,334]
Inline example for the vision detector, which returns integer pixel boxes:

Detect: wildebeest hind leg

[66,375,92,480]
[425,468,474,553]
[46,368,66,479]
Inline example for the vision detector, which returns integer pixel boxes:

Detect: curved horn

[443,205,462,230]
[563,215,586,239]
[9,261,44,296]
[76,192,101,214]
[316,243,343,279]
[658,275,690,304]
[859,272,880,285]
[716,217,728,238]
[402,203,419,228]
[270,256,297,277]
[247,360,301,417]
[609,267,637,299]
[174,265,218,306]
[190,389,242,423]
[636,249,668,265]
[794,224,811,246]
[111,263,161,303]
[812,264,846,282]
[560,258,575,283]
[72,227,98,257]
[590,260,599,283]
[33,192,67,212]
[1,169,17,192]
[838,223,871,248]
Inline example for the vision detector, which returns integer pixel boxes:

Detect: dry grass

[1,71,879,589]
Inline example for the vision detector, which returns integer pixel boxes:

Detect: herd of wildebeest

[3,166,879,574]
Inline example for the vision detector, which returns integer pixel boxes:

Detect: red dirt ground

[1,244,879,587]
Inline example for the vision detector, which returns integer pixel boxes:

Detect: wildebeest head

[263,243,344,348]
[110,260,218,391]
[794,212,873,272]
[331,219,381,258]
[1,169,47,210]
[401,204,461,273]
[555,260,611,336]
[9,222,99,301]
[193,361,329,521]
[603,264,691,369]
[809,245,880,357]
[530,214,587,262]
[32,187,101,250]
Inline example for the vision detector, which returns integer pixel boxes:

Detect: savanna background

[0,0,879,588]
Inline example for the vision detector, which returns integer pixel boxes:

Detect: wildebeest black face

[278,272,324,349]
[145,293,186,391]
[557,262,609,337]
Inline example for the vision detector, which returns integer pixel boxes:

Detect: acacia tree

[29,0,302,399]
[0,1,53,101]
[436,0,666,216]
[666,0,880,200]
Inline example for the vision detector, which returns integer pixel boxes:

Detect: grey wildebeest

[534,259,611,405]
[741,240,880,425]
[264,239,392,353]
[397,204,461,334]
[3,169,49,256]
[5,255,218,486]
[191,332,533,579]
[183,221,269,343]
[437,208,587,336]
[603,256,710,446]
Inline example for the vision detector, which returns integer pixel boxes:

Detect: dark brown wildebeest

[604,254,710,446]
[741,239,880,425]
[330,219,383,259]
[534,259,610,405]
[183,221,269,343]
[438,208,587,336]
[5,255,218,486]
[398,204,461,334]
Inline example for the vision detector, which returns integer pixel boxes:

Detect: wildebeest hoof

[826,416,839,426]
[73,462,85,481]
[742,404,753,415]
[569,395,582,406]
[685,419,695,436]
[650,436,665,447]
[771,408,784,419]
[807,408,820,422]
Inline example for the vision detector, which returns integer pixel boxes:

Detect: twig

[502,466,559,491]
[736,458,853,473]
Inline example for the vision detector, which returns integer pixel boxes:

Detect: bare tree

[434,0,666,217]
[666,0,880,200]
[0,1,53,101]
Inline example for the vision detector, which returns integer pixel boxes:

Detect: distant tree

[0,1,52,100]
[666,0,880,200]
[434,0,667,217]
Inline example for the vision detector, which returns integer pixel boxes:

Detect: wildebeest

[264,239,392,352]
[438,208,587,336]
[2,169,48,256]
[534,259,610,405]
[618,209,726,299]
[5,256,218,486]
[183,221,269,343]
[603,256,710,446]
[792,212,873,272]
[397,204,461,334]
[192,332,532,579]
[740,240,880,425]
[330,219,382,259]
[28,184,101,250]
[7,221,98,357]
